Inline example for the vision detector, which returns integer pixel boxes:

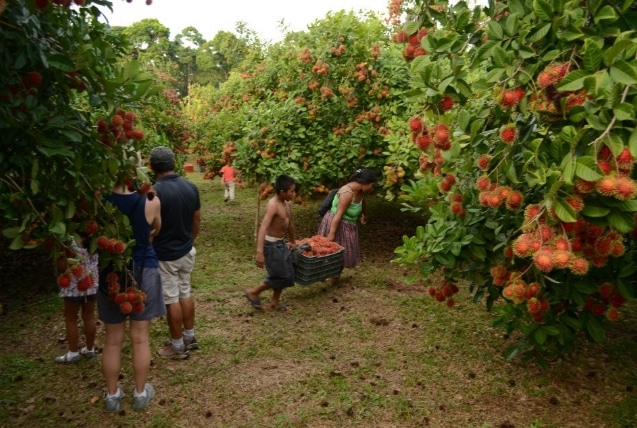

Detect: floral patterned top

[58,237,99,299]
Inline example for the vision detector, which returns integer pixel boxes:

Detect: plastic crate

[295,246,344,286]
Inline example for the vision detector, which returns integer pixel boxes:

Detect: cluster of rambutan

[426,279,459,307]
[531,62,590,114]
[448,193,466,217]
[311,60,329,76]
[104,271,146,314]
[410,116,452,176]
[511,204,626,275]
[121,177,155,200]
[493,269,549,322]
[583,282,626,320]
[392,28,428,61]
[297,48,313,64]
[96,235,127,254]
[497,87,525,109]
[475,176,524,211]
[57,262,95,291]
[438,173,456,193]
[590,145,637,201]
[353,63,374,84]
[97,110,144,148]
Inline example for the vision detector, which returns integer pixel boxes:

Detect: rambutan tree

[389,0,637,362]
[0,0,161,269]
[184,10,412,198]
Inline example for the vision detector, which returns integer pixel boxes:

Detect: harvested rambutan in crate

[293,235,344,286]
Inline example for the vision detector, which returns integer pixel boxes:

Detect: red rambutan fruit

[596,175,618,197]
[499,124,518,144]
[533,249,554,272]
[569,256,589,275]
[614,176,636,200]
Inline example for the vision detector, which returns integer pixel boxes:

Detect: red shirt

[220,165,235,182]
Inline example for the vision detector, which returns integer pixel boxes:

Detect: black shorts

[264,240,295,290]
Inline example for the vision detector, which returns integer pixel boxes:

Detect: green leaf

[585,316,605,343]
[469,245,487,260]
[534,328,547,345]
[575,156,603,181]
[528,23,551,43]
[48,54,75,72]
[607,210,635,233]
[581,205,611,217]
[487,21,504,40]
[504,13,519,37]
[533,0,554,21]
[492,46,508,68]
[560,152,575,184]
[2,227,21,239]
[594,5,617,23]
[554,197,578,222]
[613,103,634,121]
[36,147,75,157]
[628,127,637,158]
[583,39,603,72]
[557,70,589,91]
[610,60,637,85]
[616,200,637,211]
[602,39,635,67]
[49,222,67,236]
[508,0,525,16]
[9,235,24,250]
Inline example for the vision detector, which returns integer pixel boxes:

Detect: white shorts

[159,247,196,305]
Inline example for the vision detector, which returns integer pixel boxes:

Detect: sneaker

[133,383,156,411]
[103,389,124,412]
[54,352,80,364]
[184,336,198,351]
[80,347,96,359]
[157,343,189,360]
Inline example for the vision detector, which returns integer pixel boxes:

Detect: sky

[101,0,391,43]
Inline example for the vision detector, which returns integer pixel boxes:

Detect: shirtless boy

[244,175,297,311]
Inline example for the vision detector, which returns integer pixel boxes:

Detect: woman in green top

[318,168,378,270]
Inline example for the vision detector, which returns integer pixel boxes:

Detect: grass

[0,171,636,428]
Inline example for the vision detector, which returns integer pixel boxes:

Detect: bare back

[263,196,291,238]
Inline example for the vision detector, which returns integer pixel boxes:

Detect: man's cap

[149,146,175,166]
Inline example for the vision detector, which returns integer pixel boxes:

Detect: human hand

[360,213,368,225]
[255,254,265,268]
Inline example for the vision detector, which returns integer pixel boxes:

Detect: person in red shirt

[220,161,237,204]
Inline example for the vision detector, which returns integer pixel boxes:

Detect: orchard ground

[0,172,636,428]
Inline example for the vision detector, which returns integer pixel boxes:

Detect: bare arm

[191,209,201,243]
[145,196,161,242]
[327,189,353,241]
[286,202,296,247]
[255,199,277,268]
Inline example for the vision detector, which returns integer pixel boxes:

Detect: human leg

[80,298,97,351]
[63,300,81,352]
[129,319,151,395]
[228,181,235,202]
[269,288,284,310]
[55,300,81,363]
[158,260,184,341]
[177,250,196,345]
[102,322,125,395]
